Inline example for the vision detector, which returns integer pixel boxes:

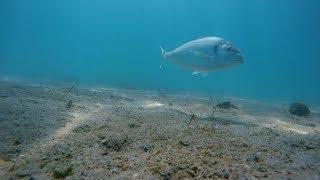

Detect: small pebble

[187,169,196,177]
[257,166,267,172]
[179,140,190,147]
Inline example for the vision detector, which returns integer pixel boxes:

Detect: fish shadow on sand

[207,116,250,126]
[169,107,251,128]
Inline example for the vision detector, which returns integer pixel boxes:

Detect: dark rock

[253,156,261,163]
[64,153,73,160]
[159,170,171,180]
[191,165,200,173]
[223,171,230,179]
[289,102,311,117]
[213,171,223,178]
[216,102,238,109]
[241,143,249,147]
[13,139,22,145]
[101,137,129,152]
[247,152,264,163]
[304,143,316,150]
[257,166,267,172]
[290,140,315,150]
[211,123,221,130]
[140,139,154,152]
[74,124,91,133]
[290,141,303,148]
[305,123,316,127]
[29,176,36,180]
[214,169,230,179]
[128,123,140,128]
[16,171,30,177]
[169,103,173,106]
[187,169,196,177]
[179,140,190,147]
[53,165,74,178]
[65,100,73,109]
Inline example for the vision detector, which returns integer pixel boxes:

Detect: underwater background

[1,0,319,105]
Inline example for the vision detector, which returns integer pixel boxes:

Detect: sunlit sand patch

[239,114,318,135]
[49,112,84,142]
[0,158,14,175]
[90,89,102,92]
[143,101,164,108]
[20,105,104,155]
[269,117,315,135]
[30,111,89,151]
[225,96,262,104]
[46,104,105,145]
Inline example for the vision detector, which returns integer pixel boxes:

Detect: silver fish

[160,37,244,75]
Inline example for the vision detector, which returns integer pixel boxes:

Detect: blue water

[1,0,319,104]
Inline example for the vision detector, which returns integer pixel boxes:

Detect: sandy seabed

[0,81,319,179]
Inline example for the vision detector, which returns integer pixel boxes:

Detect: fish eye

[227,46,232,51]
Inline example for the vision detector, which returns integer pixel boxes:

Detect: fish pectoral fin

[192,71,208,76]
[189,50,210,60]
[192,71,201,75]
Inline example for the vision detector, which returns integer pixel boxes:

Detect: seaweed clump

[216,102,238,109]
[187,114,199,130]
[65,100,73,109]
[289,102,311,117]
[53,165,74,178]
[101,136,129,152]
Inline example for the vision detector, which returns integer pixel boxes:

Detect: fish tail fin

[160,46,167,70]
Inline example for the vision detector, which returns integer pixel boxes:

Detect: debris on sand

[208,97,215,106]
[187,113,200,130]
[53,165,74,178]
[216,102,238,109]
[65,100,73,109]
[289,102,311,117]
[13,138,22,145]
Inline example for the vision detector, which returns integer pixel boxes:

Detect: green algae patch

[53,165,74,179]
